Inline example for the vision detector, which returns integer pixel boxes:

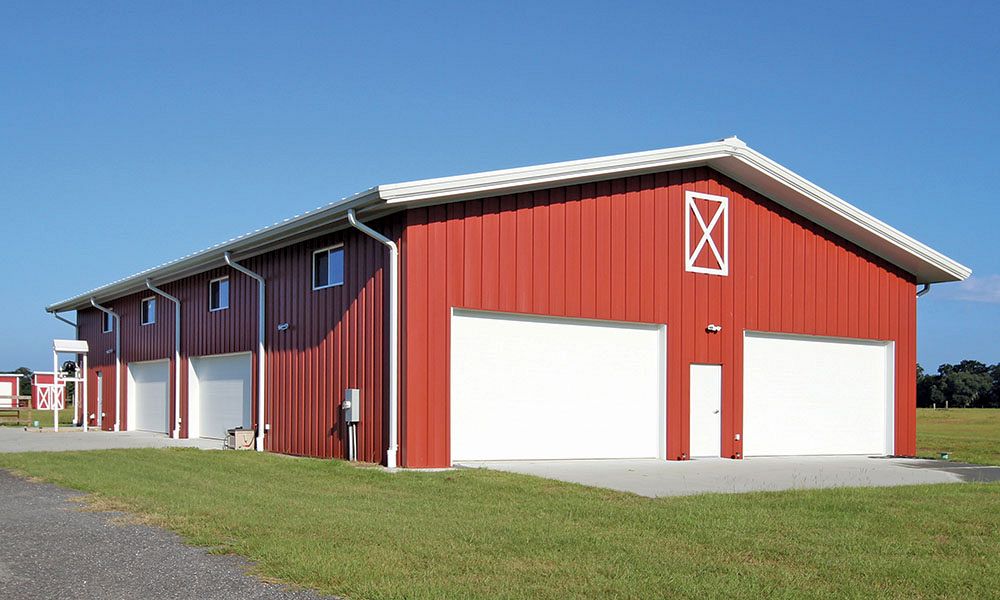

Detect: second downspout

[146,279,182,439]
[89,299,121,432]
[346,209,399,469]
[224,252,266,452]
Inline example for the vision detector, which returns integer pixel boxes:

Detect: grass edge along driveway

[1,449,998,600]
[916,408,1000,465]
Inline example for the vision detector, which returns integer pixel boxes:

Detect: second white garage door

[450,310,666,462]
[743,332,894,456]
[189,353,252,440]
[128,360,170,434]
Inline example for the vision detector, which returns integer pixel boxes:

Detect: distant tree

[919,361,998,408]
[941,371,993,408]
[986,364,1000,408]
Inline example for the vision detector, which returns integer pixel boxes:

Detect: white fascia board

[376,139,741,204]
[717,147,971,283]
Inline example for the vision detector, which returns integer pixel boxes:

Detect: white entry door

[189,353,252,440]
[128,360,170,434]
[689,364,722,457]
[450,310,666,463]
[742,332,893,456]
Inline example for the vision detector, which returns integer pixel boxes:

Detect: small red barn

[31,372,65,410]
[0,373,22,408]
[45,138,970,467]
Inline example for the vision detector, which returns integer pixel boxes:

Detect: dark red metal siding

[74,218,397,462]
[401,167,918,467]
[78,308,117,429]
[257,219,396,462]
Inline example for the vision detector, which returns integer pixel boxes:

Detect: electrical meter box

[343,388,361,423]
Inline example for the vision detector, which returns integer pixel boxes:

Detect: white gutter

[346,209,399,469]
[145,279,182,439]
[223,252,266,452]
[89,299,121,432]
[52,312,77,328]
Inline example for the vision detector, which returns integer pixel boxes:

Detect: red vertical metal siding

[401,166,918,467]
[76,218,398,461]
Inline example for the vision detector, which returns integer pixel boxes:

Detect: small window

[102,311,113,333]
[210,277,230,312]
[141,297,156,325]
[313,245,345,290]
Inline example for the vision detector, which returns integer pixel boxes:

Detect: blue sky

[0,1,997,372]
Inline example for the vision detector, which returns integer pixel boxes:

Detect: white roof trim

[47,137,969,312]
[53,339,89,354]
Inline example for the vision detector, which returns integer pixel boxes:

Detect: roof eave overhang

[47,138,970,312]
[45,188,384,313]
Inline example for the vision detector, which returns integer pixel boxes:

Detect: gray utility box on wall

[226,427,255,450]
[343,388,361,423]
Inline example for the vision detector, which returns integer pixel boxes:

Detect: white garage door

[189,353,252,440]
[743,332,893,456]
[450,310,666,462]
[128,360,170,434]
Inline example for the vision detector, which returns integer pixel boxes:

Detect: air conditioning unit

[226,427,255,450]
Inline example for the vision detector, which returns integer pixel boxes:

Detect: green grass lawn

[1,448,997,599]
[917,408,1000,465]
[0,408,74,428]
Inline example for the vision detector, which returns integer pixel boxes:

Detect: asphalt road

[0,470,333,600]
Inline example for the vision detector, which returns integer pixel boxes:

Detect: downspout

[916,283,931,298]
[89,299,121,432]
[146,279,182,439]
[223,252,266,452]
[346,208,399,469]
[51,312,81,426]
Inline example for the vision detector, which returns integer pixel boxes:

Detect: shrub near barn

[917,361,1000,408]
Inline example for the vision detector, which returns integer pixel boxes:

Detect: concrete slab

[0,427,222,453]
[458,456,999,497]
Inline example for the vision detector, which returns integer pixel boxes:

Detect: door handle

[713,409,720,414]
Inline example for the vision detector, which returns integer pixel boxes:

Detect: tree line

[918,361,1000,408]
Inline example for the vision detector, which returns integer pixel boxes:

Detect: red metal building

[46,138,969,468]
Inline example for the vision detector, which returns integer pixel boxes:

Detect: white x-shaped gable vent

[685,191,729,276]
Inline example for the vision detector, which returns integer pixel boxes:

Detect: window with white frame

[313,245,345,290]
[209,277,229,311]
[685,190,729,276]
[141,297,156,325]
[102,311,113,333]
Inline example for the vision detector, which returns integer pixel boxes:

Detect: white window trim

[312,244,345,290]
[140,296,156,326]
[102,311,113,333]
[209,276,230,312]
[685,190,729,276]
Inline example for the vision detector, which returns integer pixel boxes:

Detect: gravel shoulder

[0,470,333,600]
